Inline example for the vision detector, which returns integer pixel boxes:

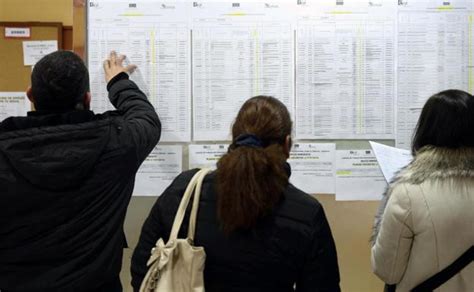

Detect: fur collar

[393,146,474,185]
[371,146,474,244]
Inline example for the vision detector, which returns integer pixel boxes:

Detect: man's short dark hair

[31,51,90,111]
[412,89,474,154]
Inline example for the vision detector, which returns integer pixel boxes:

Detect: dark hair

[31,51,90,111]
[216,96,292,234]
[412,89,474,154]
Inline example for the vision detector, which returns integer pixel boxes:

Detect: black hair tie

[234,134,265,148]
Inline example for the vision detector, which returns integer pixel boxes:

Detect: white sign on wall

[22,40,58,66]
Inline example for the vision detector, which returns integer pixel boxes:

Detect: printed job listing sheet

[192,1,295,141]
[396,0,472,148]
[88,0,191,142]
[295,0,396,139]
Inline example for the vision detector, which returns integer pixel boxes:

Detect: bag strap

[412,245,473,292]
[168,169,203,242]
[168,168,211,242]
[187,168,212,241]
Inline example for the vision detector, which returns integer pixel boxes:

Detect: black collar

[0,110,96,133]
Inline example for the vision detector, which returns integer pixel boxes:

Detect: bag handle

[187,168,212,241]
[168,168,211,242]
[168,169,202,242]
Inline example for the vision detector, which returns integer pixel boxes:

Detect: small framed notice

[22,40,58,66]
[5,27,31,39]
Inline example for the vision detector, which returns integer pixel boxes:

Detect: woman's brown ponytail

[216,96,292,234]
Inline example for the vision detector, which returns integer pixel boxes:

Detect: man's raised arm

[103,51,161,163]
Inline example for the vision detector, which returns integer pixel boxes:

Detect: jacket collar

[0,110,96,133]
[394,146,474,185]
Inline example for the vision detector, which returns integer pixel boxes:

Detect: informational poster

[134,145,182,196]
[192,1,295,141]
[22,40,58,66]
[188,144,229,169]
[396,0,472,148]
[0,92,28,121]
[88,0,192,142]
[335,149,387,201]
[295,0,396,139]
[288,143,336,194]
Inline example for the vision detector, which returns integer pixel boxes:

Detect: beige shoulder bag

[140,168,212,292]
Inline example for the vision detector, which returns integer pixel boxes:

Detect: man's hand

[103,51,137,83]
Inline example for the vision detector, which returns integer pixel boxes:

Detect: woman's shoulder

[157,169,205,202]
[173,168,201,184]
[274,184,326,228]
[284,184,322,207]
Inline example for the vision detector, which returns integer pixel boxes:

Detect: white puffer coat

[371,146,474,292]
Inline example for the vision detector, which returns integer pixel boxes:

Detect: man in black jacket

[0,51,161,291]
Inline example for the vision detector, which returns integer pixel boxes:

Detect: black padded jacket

[131,168,340,292]
[0,74,161,292]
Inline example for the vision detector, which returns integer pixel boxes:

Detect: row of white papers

[134,142,412,200]
[87,0,474,147]
[0,95,412,201]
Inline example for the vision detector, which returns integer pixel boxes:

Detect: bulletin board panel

[0,22,63,92]
[73,2,385,291]
[316,195,383,291]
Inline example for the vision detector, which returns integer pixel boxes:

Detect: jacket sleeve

[108,73,161,164]
[371,184,414,284]
[296,206,341,292]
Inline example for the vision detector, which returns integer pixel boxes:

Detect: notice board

[0,22,63,92]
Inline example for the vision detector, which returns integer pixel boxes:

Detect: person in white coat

[371,89,474,292]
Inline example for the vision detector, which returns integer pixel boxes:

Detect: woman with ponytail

[131,96,340,292]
